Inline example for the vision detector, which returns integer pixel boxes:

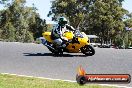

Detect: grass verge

[0,74,115,88]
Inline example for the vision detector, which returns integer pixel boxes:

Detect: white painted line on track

[1,73,131,88]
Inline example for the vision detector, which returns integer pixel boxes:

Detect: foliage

[86,0,127,45]
[47,24,54,31]
[0,0,9,4]
[124,13,132,27]
[48,0,96,28]
[0,0,47,42]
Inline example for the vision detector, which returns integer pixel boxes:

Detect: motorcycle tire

[81,45,95,56]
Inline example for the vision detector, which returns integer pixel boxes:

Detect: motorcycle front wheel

[81,45,95,56]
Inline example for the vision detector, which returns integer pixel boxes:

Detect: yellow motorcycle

[40,30,95,56]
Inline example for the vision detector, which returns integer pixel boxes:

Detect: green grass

[0,74,115,88]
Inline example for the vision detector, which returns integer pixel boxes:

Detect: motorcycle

[40,30,95,56]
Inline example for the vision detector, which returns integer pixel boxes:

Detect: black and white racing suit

[51,24,75,48]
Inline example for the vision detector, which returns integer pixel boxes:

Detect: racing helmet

[58,17,68,26]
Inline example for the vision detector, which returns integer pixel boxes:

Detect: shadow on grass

[23,53,88,57]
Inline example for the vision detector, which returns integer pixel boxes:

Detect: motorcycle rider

[51,17,75,49]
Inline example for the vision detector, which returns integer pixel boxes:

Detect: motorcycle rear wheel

[81,45,95,56]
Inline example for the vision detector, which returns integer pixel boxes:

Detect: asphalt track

[0,42,132,87]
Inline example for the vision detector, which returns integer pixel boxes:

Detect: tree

[28,13,47,39]
[87,0,127,45]
[1,22,15,41]
[123,13,132,48]
[0,0,9,4]
[0,0,47,42]
[112,12,132,48]
[48,0,96,28]
[124,13,132,27]
[47,24,54,31]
